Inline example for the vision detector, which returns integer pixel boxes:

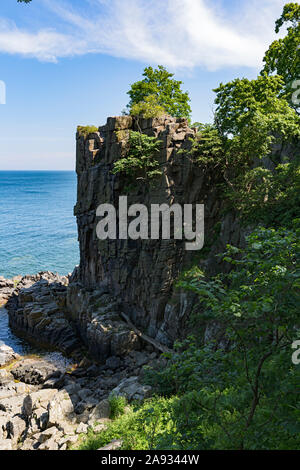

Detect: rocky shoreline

[0,273,156,451]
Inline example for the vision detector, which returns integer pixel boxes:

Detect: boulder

[0,342,19,367]
[77,388,92,401]
[0,369,9,382]
[110,377,152,402]
[0,439,13,450]
[98,439,123,451]
[105,356,121,370]
[58,434,78,449]
[0,394,27,415]
[76,423,89,434]
[47,391,75,428]
[38,426,60,444]
[30,389,58,411]
[32,408,49,432]
[20,438,36,450]
[0,416,8,440]
[10,359,61,386]
[38,437,59,451]
[88,399,110,424]
[6,416,27,443]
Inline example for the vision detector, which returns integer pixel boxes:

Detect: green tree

[262,3,300,112]
[213,74,299,139]
[145,223,300,450]
[188,75,300,204]
[127,65,192,119]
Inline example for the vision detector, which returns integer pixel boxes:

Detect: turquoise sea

[0,171,79,279]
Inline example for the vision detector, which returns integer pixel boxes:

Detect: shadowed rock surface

[71,116,246,354]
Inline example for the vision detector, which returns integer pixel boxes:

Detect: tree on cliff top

[262,2,300,112]
[127,65,192,119]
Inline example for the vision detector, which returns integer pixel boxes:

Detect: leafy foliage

[262,2,300,112]
[144,224,300,450]
[79,3,300,452]
[214,75,300,153]
[127,66,191,119]
[80,224,300,451]
[226,160,300,227]
[109,394,127,419]
[77,125,98,139]
[189,75,300,224]
[77,397,175,450]
[130,94,167,119]
[112,130,162,184]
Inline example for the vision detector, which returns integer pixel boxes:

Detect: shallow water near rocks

[0,307,30,355]
[0,307,72,369]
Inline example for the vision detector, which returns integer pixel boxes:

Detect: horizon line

[0,169,75,172]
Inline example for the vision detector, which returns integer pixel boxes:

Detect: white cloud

[0,0,288,69]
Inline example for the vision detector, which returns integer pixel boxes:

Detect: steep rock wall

[70,116,245,351]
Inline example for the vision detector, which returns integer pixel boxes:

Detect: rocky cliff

[69,116,245,356]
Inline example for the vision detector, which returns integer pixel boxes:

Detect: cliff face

[70,116,244,352]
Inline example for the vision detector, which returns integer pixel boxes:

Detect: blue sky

[0,0,287,170]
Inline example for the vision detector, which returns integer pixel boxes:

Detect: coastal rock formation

[4,117,245,363]
[0,277,15,307]
[6,273,81,356]
[4,271,157,364]
[0,343,19,368]
[72,116,245,350]
[0,341,155,450]
[0,116,250,450]
[66,284,142,362]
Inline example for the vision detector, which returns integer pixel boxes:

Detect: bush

[77,125,98,139]
[77,397,175,451]
[131,95,166,119]
[78,223,300,451]
[144,223,300,450]
[112,130,162,184]
[109,394,127,420]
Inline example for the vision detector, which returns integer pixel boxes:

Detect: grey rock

[76,423,88,434]
[6,416,26,442]
[111,377,152,402]
[6,274,80,355]
[58,434,78,448]
[47,391,75,428]
[38,426,60,444]
[0,439,13,450]
[38,437,59,451]
[0,416,8,440]
[77,388,92,401]
[105,356,121,370]
[98,439,123,451]
[0,343,18,367]
[88,399,110,423]
[22,395,33,419]
[86,365,100,377]
[64,383,81,395]
[74,402,86,415]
